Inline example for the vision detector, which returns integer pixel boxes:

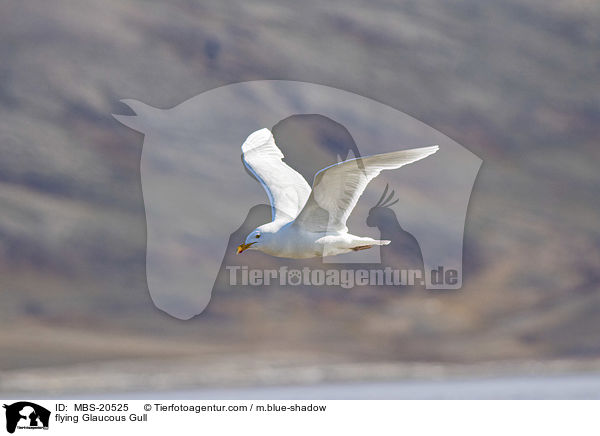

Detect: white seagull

[237,128,438,258]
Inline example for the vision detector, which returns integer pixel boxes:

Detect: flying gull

[237,128,438,258]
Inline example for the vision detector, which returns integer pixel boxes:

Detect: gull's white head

[237,224,275,254]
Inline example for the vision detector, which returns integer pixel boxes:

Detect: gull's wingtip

[254,127,272,135]
[395,144,440,166]
[418,145,440,158]
[241,128,274,152]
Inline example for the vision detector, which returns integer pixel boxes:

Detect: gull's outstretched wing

[294,145,439,232]
[242,128,312,222]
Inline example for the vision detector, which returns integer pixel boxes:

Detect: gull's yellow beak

[236,242,256,254]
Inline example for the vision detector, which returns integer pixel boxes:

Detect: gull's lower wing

[294,145,439,232]
[242,128,312,222]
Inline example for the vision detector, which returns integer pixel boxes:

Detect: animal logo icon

[3,402,50,434]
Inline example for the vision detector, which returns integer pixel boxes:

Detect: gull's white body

[248,220,386,259]
[239,128,438,259]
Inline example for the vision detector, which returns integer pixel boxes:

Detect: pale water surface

[101,373,600,400]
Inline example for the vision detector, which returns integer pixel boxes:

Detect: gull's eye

[255,234,260,239]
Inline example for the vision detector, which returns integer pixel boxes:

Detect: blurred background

[0,0,599,398]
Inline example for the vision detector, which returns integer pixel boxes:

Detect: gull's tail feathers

[367,239,391,246]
